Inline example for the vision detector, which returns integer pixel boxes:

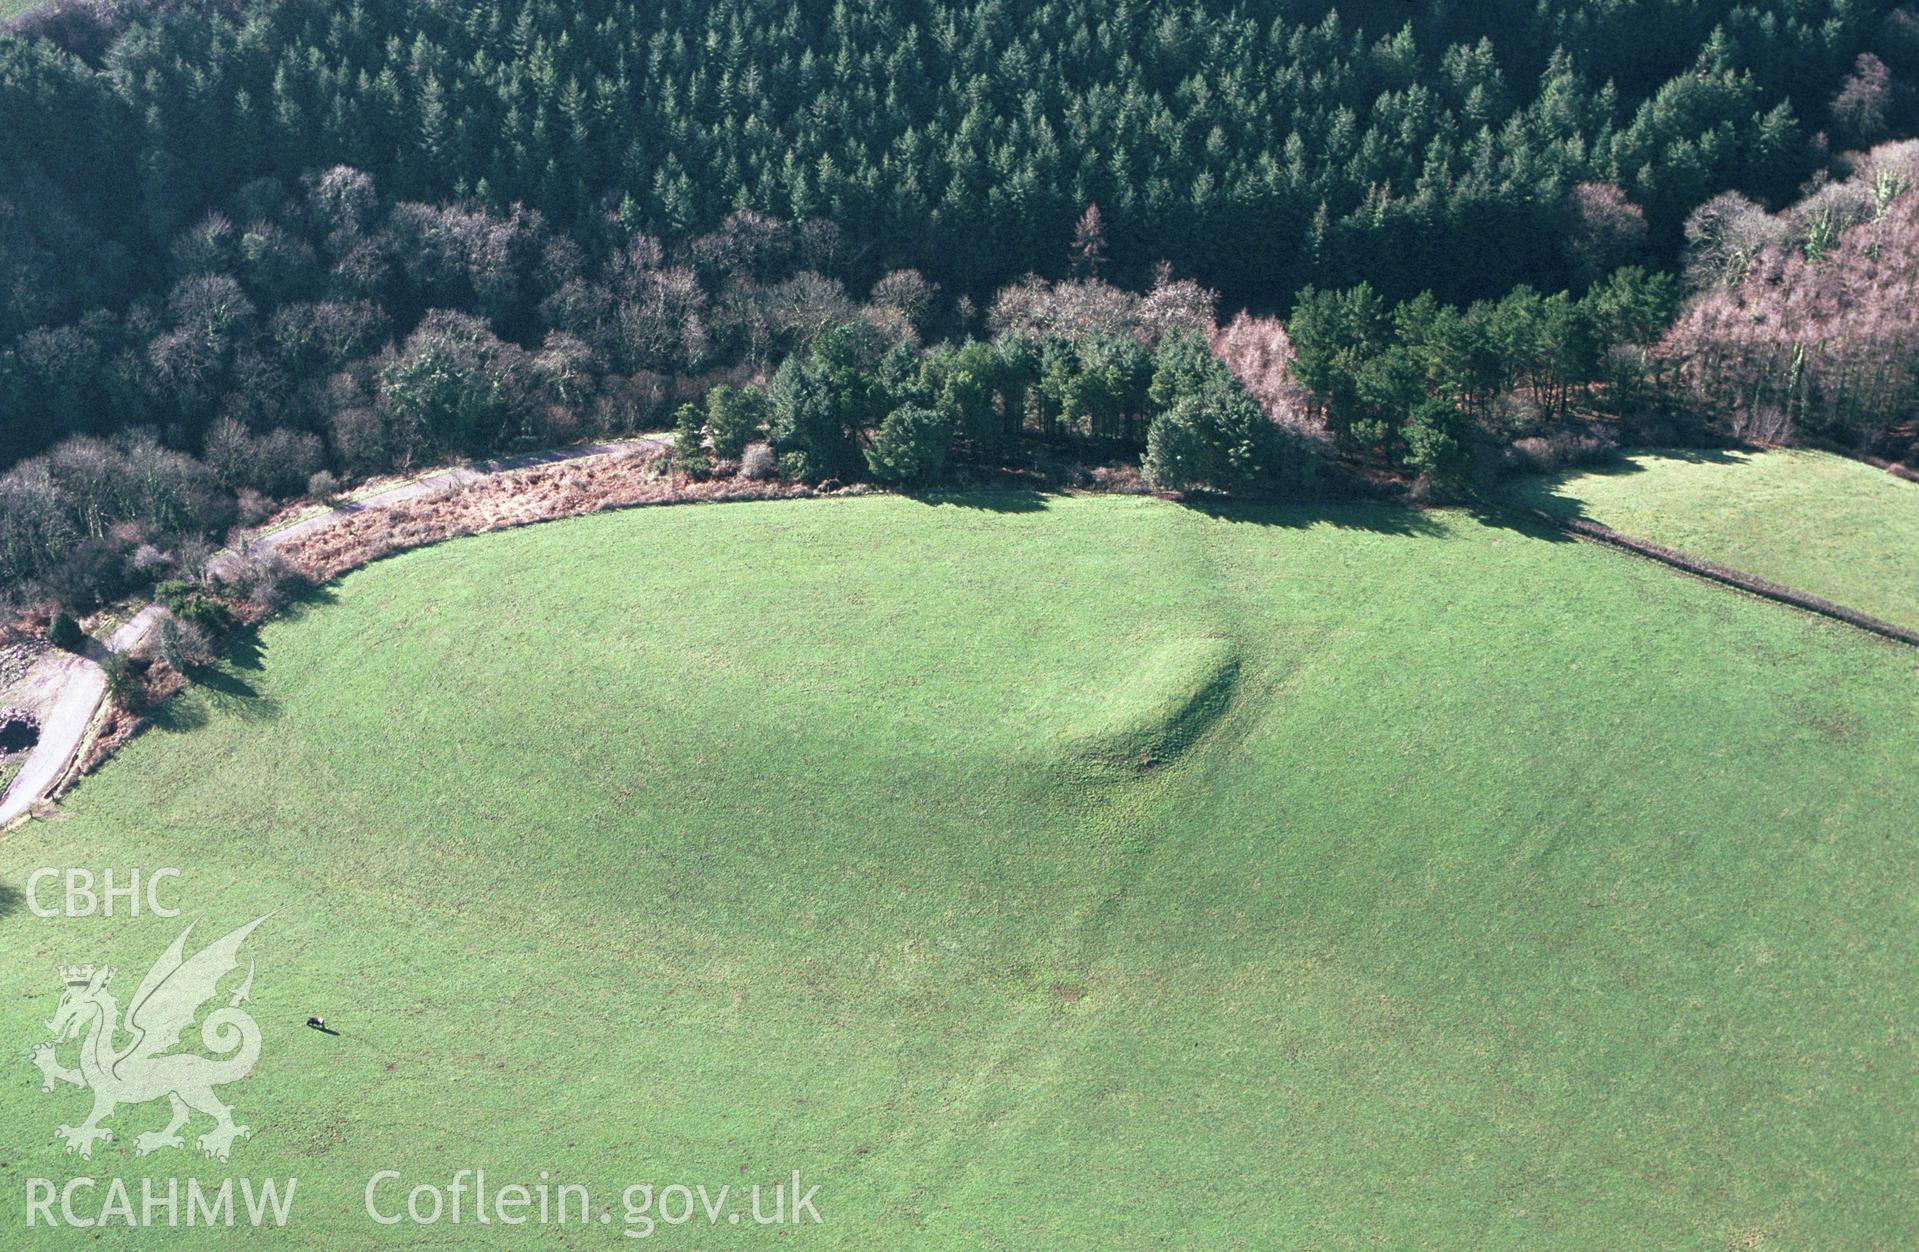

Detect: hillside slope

[3,494,1916,1246]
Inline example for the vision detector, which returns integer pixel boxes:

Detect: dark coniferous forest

[1,0,1916,606]
[10,0,1907,311]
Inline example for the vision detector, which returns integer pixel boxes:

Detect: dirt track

[0,606,163,828]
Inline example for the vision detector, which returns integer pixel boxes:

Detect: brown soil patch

[78,707,142,779]
[69,660,184,788]
[279,449,816,585]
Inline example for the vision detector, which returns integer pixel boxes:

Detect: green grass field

[1514,447,1919,632]
[4,493,1918,1246]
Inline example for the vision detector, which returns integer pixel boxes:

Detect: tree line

[665,279,1321,496]
[0,1,1914,617]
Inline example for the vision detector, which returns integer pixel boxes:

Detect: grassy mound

[2,493,1916,1246]
[1514,447,1919,631]
[1061,635,1242,776]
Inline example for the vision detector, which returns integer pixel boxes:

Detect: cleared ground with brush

[3,493,1917,1246]
[1514,447,1919,632]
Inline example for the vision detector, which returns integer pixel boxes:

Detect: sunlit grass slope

[3,493,1916,1247]
[1515,446,1919,631]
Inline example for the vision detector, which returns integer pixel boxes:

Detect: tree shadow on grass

[188,639,280,724]
[902,488,1053,514]
[1625,444,1752,467]
[150,666,279,730]
[268,582,341,629]
[1480,447,1760,543]
[219,630,266,675]
[148,695,210,734]
[195,663,265,702]
[1178,493,1452,538]
[148,584,343,735]
[1545,445,1751,481]
[0,880,23,918]
[1462,499,1582,543]
[900,485,1465,537]
[1506,444,1753,522]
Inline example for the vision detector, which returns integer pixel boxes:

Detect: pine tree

[1069,203,1109,279]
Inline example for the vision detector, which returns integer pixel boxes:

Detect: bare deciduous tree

[1565,183,1648,286]
[1210,313,1312,430]
[1662,154,1919,449]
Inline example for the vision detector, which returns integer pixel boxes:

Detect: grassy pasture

[1515,446,1919,632]
[2,493,1917,1246]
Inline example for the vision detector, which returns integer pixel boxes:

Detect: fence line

[1526,509,1919,649]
